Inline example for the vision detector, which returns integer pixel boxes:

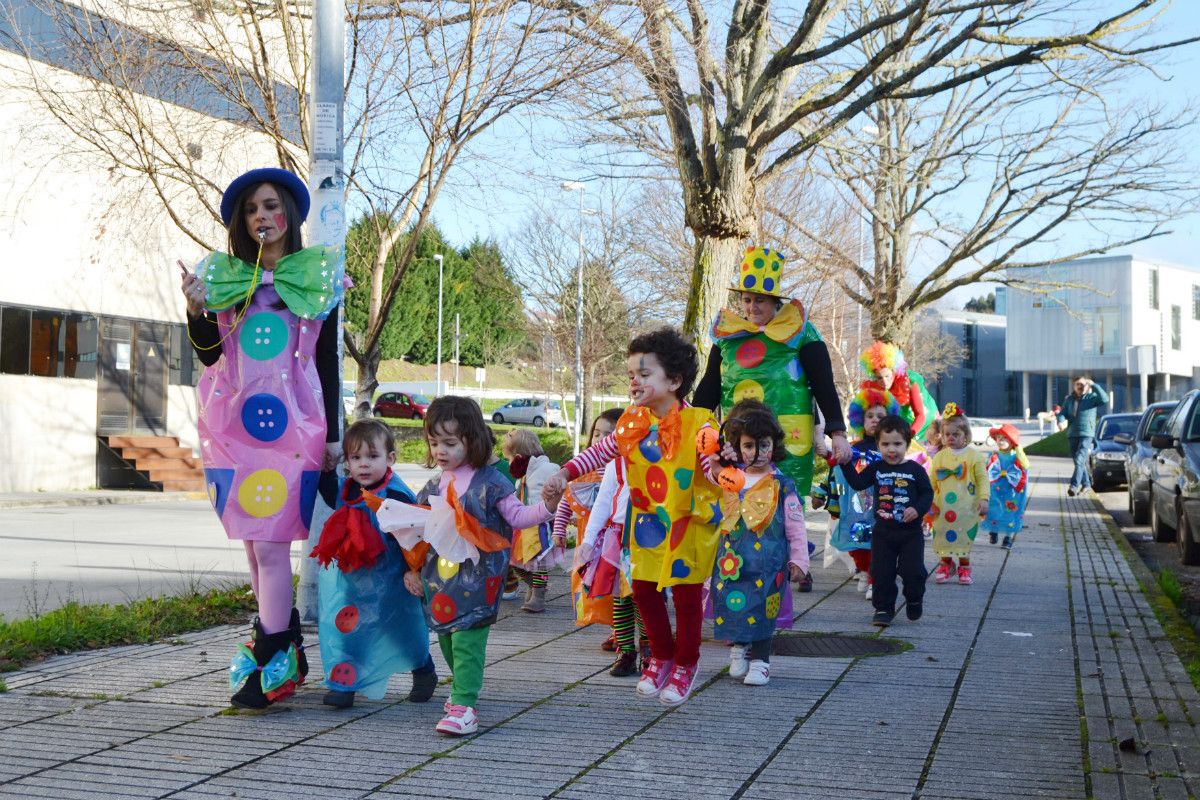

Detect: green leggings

[438,626,491,708]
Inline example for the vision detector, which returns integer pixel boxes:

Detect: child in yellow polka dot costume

[929,404,989,586]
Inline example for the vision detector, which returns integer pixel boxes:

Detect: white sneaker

[435,704,477,736]
[855,572,869,593]
[501,589,520,601]
[729,645,749,679]
[865,585,873,601]
[743,660,770,686]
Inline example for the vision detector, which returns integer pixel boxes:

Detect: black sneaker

[1067,486,1078,497]
[988,532,998,545]
[1002,536,1013,550]
[323,690,355,709]
[797,572,813,593]
[906,602,923,621]
[872,610,894,627]
[409,668,438,703]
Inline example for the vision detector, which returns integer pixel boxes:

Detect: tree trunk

[353,344,381,422]
[580,363,596,443]
[870,307,914,348]
[682,234,745,348]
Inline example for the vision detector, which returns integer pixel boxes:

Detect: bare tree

[517,0,1194,345]
[805,1,1198,344]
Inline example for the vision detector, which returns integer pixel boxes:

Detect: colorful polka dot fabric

[198,270,325,542]
[930,447,990,558]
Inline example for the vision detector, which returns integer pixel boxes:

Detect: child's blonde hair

[502,429,545,459]
[925,417,944,444]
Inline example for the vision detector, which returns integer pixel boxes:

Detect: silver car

[490,398,565,428]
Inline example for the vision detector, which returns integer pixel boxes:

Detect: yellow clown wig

[859,341,908,379]
[847,386,901,439]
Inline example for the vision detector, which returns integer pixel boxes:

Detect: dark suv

[1148,390,1200,563]
[1113,401,1177,524]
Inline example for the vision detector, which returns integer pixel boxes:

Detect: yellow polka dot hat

[731,246,788,298]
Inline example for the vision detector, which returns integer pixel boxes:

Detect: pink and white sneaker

[435,704,478,736]
[933,561,954,584]
[957,565,973,585]
[635,657,674,698]
[659,663,699,706]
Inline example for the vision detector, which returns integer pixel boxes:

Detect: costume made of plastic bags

[712,299,824,495]
[196,245,344,541]
[564,472,615,627]
[859,341,937,443]
[709,469,798,642]
[821,447,883,555]
[513,455,564,570]
[985,450,1029,535]
[314,471,430,699]
[415,467,515,634]
[930,447,989,558]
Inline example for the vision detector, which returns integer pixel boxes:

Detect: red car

[373,391,431,419]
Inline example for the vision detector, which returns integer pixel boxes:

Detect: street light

[434,253,444,396]
[561,181,585,456]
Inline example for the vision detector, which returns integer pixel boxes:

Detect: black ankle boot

[409,668,438,703]
[230,620,301,709]
[288,608,309,683]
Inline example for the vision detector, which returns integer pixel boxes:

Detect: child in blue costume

[984,423,1030,550]
[311,420,436,709]
[416,397,560,736]
[712,401,809,687]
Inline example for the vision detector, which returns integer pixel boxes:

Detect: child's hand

[403,570,423,597]
[323,442,342,473]
[978,500,988,517]
[814,437,831,459]
[542,470,568,503]
[576,541,593,565]
[720,442,738,463]
[901,507,918,523]
[553,533,567,550]
[830,434,853,465]
[788,563,805,582]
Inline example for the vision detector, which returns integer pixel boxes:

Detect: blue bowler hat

[220,168,310,226]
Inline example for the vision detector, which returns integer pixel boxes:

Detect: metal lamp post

[858,123,879,360]
[434,253,444,395]
[561,181,585,455]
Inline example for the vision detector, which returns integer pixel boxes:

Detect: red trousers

[631,580,703,668]
[850,549,872,576]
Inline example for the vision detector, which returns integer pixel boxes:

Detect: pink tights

[242,541,294,634]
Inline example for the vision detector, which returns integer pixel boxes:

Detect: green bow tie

[198,245,344,320]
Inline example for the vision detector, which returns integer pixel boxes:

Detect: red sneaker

[659,663,699,706]
[635,657,673,698]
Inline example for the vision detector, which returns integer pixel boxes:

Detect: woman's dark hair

[423,396,493,469]
[343,419,395,459]
[227,181,304,263]
[725,399,786,464]
[877,414,914,445]
[589,407,624,440]
[627,327,698,401]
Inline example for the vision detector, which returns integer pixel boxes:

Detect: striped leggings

[612,595,645,654]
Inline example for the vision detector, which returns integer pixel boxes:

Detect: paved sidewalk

[1,457,1198,798]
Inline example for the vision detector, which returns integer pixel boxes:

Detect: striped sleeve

[564,434,619,479]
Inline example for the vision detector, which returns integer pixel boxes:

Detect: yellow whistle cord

[187,239,264,352]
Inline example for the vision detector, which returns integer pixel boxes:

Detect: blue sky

[426,3,1200,293]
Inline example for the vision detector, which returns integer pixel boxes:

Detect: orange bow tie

[614,405,682,461]
[718,476,779,536]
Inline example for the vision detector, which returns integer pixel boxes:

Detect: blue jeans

[1069,436,1094,490]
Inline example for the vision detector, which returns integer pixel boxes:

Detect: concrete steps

[104,435,204,492]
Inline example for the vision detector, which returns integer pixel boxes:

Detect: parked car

[373,391,431,420]
[969,418,998,447]
[1114,401,1178,523]
[1087,412,1140,491]
[341,386,356,418]
[490,398,565,428]
[1148,390,1200,563]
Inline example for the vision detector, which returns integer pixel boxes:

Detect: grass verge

[0,584,256,672]
[1094,498,1200,692]
[1026,429,1069,457]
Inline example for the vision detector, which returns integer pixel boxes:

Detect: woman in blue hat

[180,168,344,709]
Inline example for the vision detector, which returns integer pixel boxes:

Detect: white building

[0,0,293,491]
[1005,255,1200,414]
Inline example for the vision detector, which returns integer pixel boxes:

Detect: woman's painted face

[740,292,778,327]
[590,417,615,446]
[877,366,895,390]
[243,184,288,250]
[628,352,679,407]
[863,405,888,436]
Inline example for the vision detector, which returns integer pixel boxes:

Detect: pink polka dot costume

[197,250,344,542]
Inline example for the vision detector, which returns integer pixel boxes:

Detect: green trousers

[438,626,491,708]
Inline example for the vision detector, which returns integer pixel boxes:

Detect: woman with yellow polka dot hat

[180,168,345,710]
[694,246,852,498]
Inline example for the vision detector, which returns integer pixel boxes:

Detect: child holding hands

[311,420,436,709]
[416,397,563,735]
[503,429,563,613]
[929,404,990,585]
[712,401,809,686]
[841,415,933,627]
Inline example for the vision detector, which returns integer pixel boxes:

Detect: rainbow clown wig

[847,386,901,439]
[859,341,908,379]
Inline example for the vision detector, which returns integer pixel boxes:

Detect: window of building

[1093,308,1120,355]
[963,324,976,368]
[1172,305,1182,351]
[1150,268,1160,310]
[169,324,200,387]
[0,306,31,374]
[1193,285,1200,321]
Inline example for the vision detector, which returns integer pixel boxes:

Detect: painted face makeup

[428,420,468,471]
[877,367,895,390]
[943,424,968,450]
[627,352,678,411]
[996,435,1013,451]
[739,435,774,472]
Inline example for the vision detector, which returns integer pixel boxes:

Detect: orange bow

[614,405,682,461]
[446,479,511,553]
[718,476,779,536]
